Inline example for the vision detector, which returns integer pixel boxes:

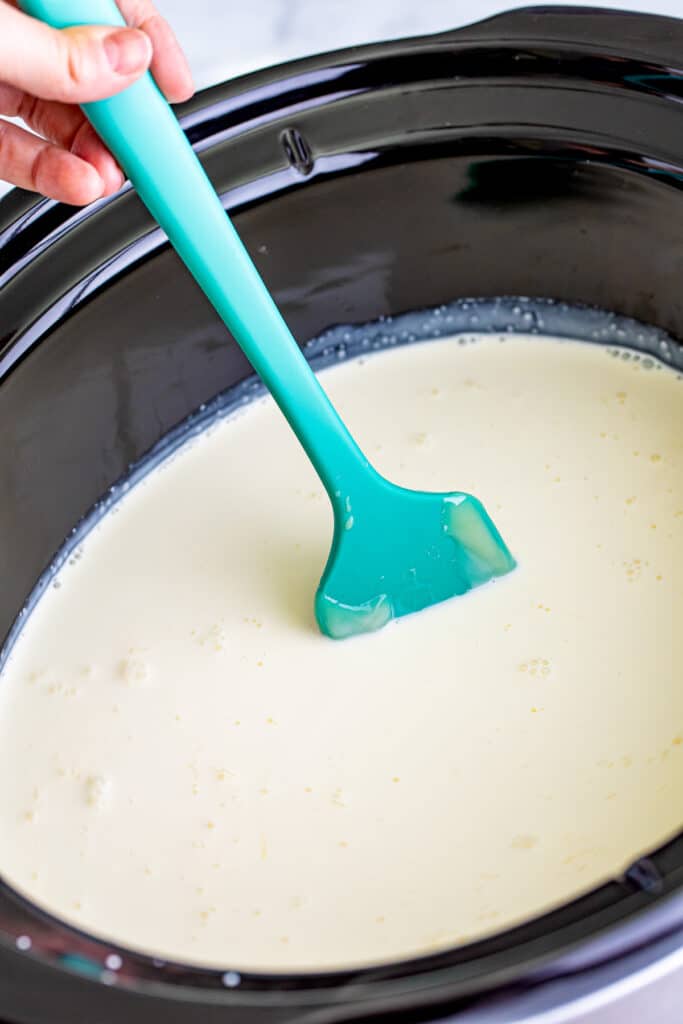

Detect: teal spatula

[20,0,516,639]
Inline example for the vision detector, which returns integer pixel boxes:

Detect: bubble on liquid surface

[0,297,679,676]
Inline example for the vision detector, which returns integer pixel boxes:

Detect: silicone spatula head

[316,478,516,639]
[18,0,517,643]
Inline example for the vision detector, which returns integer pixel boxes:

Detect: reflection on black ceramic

[1,6,683,1023]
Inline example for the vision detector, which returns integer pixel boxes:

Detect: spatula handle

[18,0,369,500]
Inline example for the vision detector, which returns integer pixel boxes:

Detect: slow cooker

[2,5,683,1021]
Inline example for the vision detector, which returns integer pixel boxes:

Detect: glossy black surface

[1,5,683,1022]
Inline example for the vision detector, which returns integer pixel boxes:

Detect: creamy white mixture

[1,334,682,971]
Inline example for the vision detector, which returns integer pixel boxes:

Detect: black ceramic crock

[1,6,683,1023]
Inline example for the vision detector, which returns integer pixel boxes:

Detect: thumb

[0,4,152,103]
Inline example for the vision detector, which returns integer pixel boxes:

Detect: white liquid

[1,334,682,971]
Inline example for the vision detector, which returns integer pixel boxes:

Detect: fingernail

[112,167,125,192]
[104,29,152,76]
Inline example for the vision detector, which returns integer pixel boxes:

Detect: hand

[0,0,194,205]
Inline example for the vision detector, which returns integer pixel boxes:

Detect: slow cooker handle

[427,4,683,68]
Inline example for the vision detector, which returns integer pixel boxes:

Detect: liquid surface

[1,334,682,971]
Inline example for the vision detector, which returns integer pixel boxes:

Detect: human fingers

[0,81,123,194]
[0,116,105,203]
[0,2,152,103]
